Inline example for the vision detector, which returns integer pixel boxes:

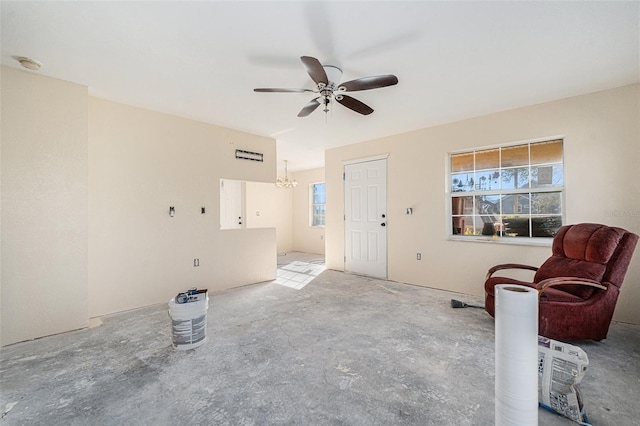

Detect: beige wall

[292,168,325,255]
[1,69,279,345]
[1,67,89,345]
[245,181,293,253]
[326,84,640,325]
[274,187,294,254]
[245,181,275,228]
[88,98,277,317]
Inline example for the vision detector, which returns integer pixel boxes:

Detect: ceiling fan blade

[336,95,374,115]
[298,97,321,117]
[254,88,313,93]
[300,56,328,85]
[339,74,398,92]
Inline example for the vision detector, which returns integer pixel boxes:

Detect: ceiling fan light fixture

[254,55,397,118]
[322,96,331,113]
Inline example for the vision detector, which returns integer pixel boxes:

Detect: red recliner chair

[484,223,638,341]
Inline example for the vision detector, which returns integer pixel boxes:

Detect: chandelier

[276,160,297,188]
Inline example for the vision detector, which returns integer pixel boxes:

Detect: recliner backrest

[534,223,638,299]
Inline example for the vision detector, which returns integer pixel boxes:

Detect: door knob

[381,223,386,227]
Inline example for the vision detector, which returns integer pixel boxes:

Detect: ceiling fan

[254,56,398,117]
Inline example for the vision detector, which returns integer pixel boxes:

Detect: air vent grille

[235,149,263,162]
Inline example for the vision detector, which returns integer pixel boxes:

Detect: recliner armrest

[536,277,607,295]
[485,263,539,281]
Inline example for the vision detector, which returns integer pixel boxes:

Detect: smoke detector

[14,56,42,71]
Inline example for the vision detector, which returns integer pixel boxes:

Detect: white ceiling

[2,1,638,172]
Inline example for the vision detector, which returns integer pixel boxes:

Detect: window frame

[447,137,565,245]
[310,182,326,228]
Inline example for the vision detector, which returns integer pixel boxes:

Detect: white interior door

[344,158,387,278]
[220,179,245,230]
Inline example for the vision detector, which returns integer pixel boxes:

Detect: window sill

[448,235,552,247]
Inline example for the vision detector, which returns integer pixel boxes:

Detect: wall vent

[235,149,263,162]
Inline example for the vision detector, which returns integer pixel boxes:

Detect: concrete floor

[1,252,639,425]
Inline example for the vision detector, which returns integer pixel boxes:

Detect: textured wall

[1,67,89,345]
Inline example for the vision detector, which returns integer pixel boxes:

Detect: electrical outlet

[417,253,421,260]
[194,258,199,267]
